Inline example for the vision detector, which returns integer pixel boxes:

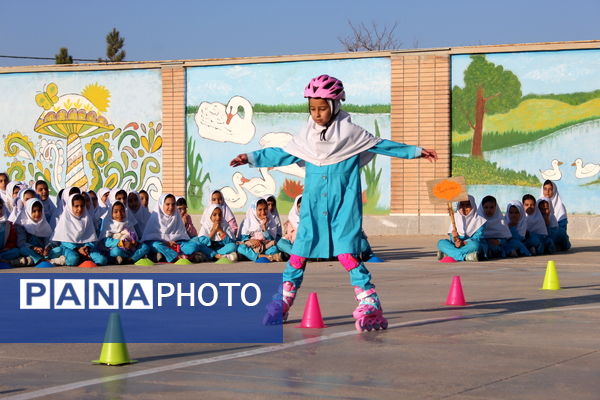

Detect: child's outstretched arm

[230,148,302,168]
[368,139,438,162]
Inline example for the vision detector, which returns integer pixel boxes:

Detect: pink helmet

[304,75,345,101]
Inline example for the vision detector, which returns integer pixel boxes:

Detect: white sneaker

[436,250,444,260]
[115,256,124,265]
[226,252,238,262]
[465,252,479,262]
[50,255,66,266]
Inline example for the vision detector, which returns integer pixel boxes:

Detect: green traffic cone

[134,258,154,266]
[215,257,233,264]
[174,258,193,265]
[92,313,137,366]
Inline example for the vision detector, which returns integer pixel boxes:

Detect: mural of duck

[571,158,600,179]
[194,96,255,144]
[258,132,305,178]
[540,159,563,181]
[240,167,276,198]
[220,172,247,209]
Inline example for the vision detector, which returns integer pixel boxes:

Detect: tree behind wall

[338,21,401,52]
[55,47,73,64]
[452,55,522,159]
[104,28,126,62]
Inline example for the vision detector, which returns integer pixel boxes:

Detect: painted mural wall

[185,57,391,216]
[0,69,163,198]
[452,49,600,214]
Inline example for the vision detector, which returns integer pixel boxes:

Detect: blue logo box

[0,273,282,343]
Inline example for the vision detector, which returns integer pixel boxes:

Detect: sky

[1,0,599,67]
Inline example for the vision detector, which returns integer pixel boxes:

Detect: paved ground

[1,235,599,400]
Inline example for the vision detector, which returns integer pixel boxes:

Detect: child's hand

[453,238,464,248]
[78,246,90,257]
[230,153,249,167]
[167,241,177,248]
[32,246,43,255]
[123,241,134,250]
[420,148,438,163]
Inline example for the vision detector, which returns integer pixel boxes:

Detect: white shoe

[226,252,238,262]
[436,250,444,260]
[465,252,479,262]
[115,256,124,265]
[50,255,66,266]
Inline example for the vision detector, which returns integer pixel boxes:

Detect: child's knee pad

[338,253,359,271]
[289,254,307,269]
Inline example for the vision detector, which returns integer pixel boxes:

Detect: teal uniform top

[248,139,421,258]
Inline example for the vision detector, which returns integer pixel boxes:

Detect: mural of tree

[452,55,522,159]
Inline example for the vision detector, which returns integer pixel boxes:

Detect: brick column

[161,65,186,196]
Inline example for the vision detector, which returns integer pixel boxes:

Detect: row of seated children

[437,180,571,262]
[0,173,298,266]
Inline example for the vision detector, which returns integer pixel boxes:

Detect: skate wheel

[372,322,380,330]
[355,319,363,332]
[381,319,388,329]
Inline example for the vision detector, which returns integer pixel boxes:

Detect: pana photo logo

[0,273,281,343]
[20,278,261,310]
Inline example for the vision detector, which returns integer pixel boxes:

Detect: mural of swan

[220,172,247,209]
[194,96,255,144]
[240,167,276,198]
[540,159,563,181]
[259,132,305,178]
[571,158,600,179]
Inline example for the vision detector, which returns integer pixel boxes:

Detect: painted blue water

[463,119,600,214]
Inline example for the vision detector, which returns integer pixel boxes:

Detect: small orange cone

[445,276,467,306]
[79,260,98,268]
[297,292,327,328]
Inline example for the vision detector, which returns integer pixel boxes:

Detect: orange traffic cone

[79,260,98,268]
[445,276,467,306]
[297,292,327,328]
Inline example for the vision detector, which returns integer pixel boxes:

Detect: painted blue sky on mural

[452,49,600,94]
[187,58,390,106]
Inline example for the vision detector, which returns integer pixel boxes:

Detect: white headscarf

[211,190,236,224]
[287,195,302,229]
[477,198,512,239]
[283,111,382,167]
[524,198,548,235]
[449,195,487,237]
[199,204,233,240]
[141,194,190,242]
[540,181,567,222]
[40,195,56,223]
[537,197,559,228]
[4,181,22,212]
[99,201,136,239]
[95,187,111,220]
[8,187,35,223]
[17,198,52,238]
[504,201,527,238]
[107,188,138,226]
[52,194,98,243]
[241,199,278,239]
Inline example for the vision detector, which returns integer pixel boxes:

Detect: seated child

[4,181,23,213]
[0,172,10,207]
[522,194,552,254]
[139,189,150,209]
[477,195,512,259]
[48,193,108,266]
[95,187,110,216]
[237,198,282,262]
[437,195,486,262]
[14,198,52,266]
[537,198,560,253]
[176,197,198,237]
[141,193,198,263]
[99,201,150,264]
[264,195,283,240]
[8,187,36,223]
[210,190,238,237]
[503,201,532,257]
[277,194,301,257]
[193,204,238,261]
[0,198,21,264]
[35,180,56,223]
[128,191,150,237]
[540,181,571,250]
